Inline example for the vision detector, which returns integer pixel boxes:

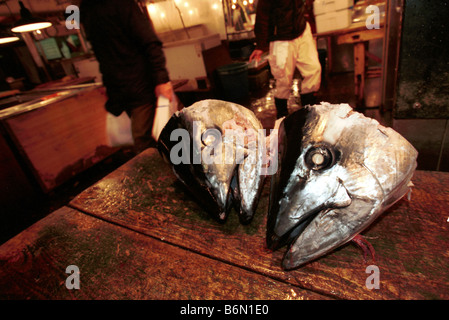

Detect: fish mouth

[266,178,355,270]
[267,206,322,251]
[270,207,344,271]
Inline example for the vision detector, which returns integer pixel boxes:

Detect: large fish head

[158,99,265,223]
[268,102,418,270]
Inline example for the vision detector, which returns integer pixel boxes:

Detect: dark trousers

[127,102,156,154]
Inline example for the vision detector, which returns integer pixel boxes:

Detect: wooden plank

[0,90,20,99]
[315,20,384,39]
[69,149,449,299]
[4,86,117,192]
[0,206,326,300]
[336,28,384,45]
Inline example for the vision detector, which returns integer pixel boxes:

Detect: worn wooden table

[1,148,448,300]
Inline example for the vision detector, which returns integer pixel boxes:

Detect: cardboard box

[313,0,354,15]
[315,8,353,33]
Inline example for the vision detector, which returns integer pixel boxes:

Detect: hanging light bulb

[11,1,52,33]
[0,32,20,44]
[0,2,20,44]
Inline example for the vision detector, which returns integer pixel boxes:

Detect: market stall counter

[0,83,117,201]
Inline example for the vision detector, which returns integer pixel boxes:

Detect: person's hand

[249,49,263,63]
[155,81,173,101]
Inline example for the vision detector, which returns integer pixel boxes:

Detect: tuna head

[268,102,418,270]
[157,99,266,224]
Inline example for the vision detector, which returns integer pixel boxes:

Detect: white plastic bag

[106,94,177,147]
[106,111,134,147]
[152,95,177,141]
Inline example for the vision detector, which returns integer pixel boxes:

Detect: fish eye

[202,128,221,146]
[305,145,336,171]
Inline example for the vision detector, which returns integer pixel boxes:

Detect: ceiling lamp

[0,31,19,44]
[11,1,52,33]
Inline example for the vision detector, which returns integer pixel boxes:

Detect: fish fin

[328,182,352,208]
[351,234,376,264]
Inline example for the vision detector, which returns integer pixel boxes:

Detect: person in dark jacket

[80,0,172,153]
[249,0,321,118]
